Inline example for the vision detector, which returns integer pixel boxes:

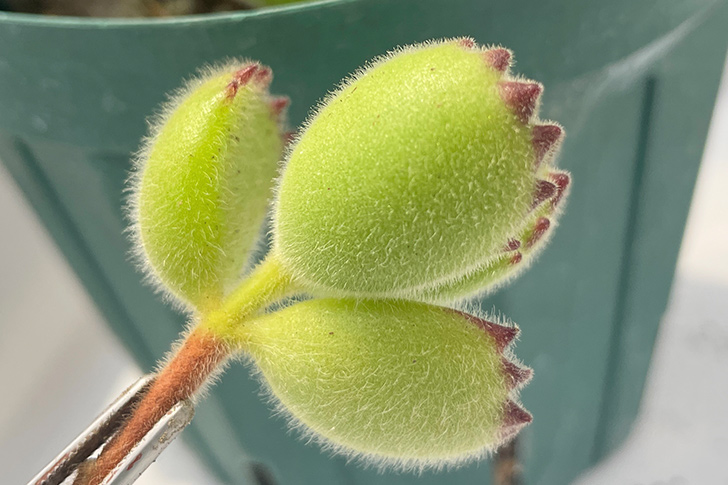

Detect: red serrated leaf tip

[270,96,290,117]
[254,66,272,85]
[502,358,533,390]
[551,172,570,189]
[499,81,542,123]
[447,309,520,352]
[533,124,563,168]
[484,48,511,72]
[458,38,476,49]
[501,400,532,439]
[510,252,523,265]
[504,238,521,252]
[549,171,571,207]
[225,64,259,100]
[526,217,550,248]
[533,180,557,208]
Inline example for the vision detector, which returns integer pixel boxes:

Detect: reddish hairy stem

[493,437,522,485]
[81,328,230,485]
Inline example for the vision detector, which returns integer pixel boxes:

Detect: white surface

[0,61,727,485]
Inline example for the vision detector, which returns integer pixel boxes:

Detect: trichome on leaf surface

[77,38,570,484]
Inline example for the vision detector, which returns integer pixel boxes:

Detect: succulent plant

[83,38,570,484]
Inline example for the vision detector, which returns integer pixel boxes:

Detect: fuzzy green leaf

[130,63,285,311]
[273,39,565,299]
[241,298,531,470]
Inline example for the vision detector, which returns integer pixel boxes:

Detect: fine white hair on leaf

[271,37,553,299]
[241,354,511,473]
[125,59,251,311]
[238,299,531,472]
[125,58,284,312]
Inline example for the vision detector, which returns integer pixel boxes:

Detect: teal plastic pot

[1,1,727,483]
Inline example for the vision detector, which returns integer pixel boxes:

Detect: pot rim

[0,0,347,28]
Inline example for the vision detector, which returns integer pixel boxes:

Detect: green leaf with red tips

[129,61,287,312]
[273,38,545,298]
[238,298,531,470]
[420,170,571,302]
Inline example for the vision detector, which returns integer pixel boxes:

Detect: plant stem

[493,437,522,485]
[78,255,294,485]
[80,327,229,485]
[203,253,296,341]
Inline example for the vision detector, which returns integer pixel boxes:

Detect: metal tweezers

[29,375,194,485]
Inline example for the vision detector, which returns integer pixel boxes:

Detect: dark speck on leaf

[329,332,334,335]
[412,359,417,363]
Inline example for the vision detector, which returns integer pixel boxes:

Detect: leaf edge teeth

[499,80,543,124]
[533,123,564,168]
[225,63,261,100]
[484,48,512,73]
[502,358,534,390]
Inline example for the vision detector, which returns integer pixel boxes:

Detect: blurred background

[1,4,727,484]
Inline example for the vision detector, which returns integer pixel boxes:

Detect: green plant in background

[78,38,570,484]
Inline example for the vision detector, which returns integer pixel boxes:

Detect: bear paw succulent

[83,38,570,484]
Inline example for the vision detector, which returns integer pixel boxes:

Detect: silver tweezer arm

[29,375,195,485]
